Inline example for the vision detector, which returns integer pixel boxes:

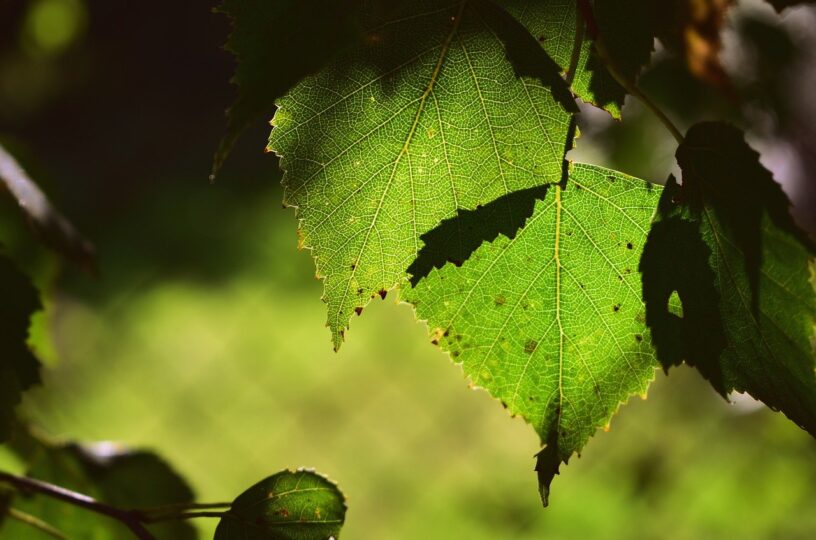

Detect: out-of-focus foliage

[0,254,41,442]
[0,430,196,540]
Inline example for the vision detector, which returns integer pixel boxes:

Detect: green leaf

[641,121,816,435]
[501,0,615,117]
[214,469,346,540]
[403,164,661,504]
[269,0,576,348]
[1,436,196,540]
[0,253,41,442]
[213,0,359,176]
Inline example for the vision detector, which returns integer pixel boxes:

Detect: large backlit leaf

[269,0,576,349]
[403,164,661,504]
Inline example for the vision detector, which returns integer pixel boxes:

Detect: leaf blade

[269,0,574,348]
[404,164,661,503]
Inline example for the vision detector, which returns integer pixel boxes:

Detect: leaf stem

[143,510,228,523]
[136,501,232,517]
[575,0,684,144]
[6,507,69,540]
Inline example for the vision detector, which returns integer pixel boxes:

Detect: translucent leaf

[403,164,661,504]
[269,0,576,348]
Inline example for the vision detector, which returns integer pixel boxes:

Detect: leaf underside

[224,0,816,507]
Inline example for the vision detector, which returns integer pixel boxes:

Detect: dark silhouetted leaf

[213,0,359,176]
[0,253,41,442]
[641,121,816,435]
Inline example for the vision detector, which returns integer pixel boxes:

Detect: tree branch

[0,471,157,540]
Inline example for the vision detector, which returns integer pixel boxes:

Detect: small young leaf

[404,164,661,504]
[214,469,346,540]
[641,121,816,435]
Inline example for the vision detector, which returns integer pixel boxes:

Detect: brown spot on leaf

[354,307,363,316]
[524,339,538,354]
[378,289,387,300]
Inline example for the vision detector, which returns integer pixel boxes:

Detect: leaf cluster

[218,0,816,504]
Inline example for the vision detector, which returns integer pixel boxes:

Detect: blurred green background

[2,0,816,539]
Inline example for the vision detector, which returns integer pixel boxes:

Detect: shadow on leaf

[408,183,549,285]
[639,181,727,394]
[677,121,815,314]
[474,0,578,113]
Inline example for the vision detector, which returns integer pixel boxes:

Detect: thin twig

[6,507,69,540]
[136,500,232,517]
[143,510,228,523]
[0,471,157,540]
